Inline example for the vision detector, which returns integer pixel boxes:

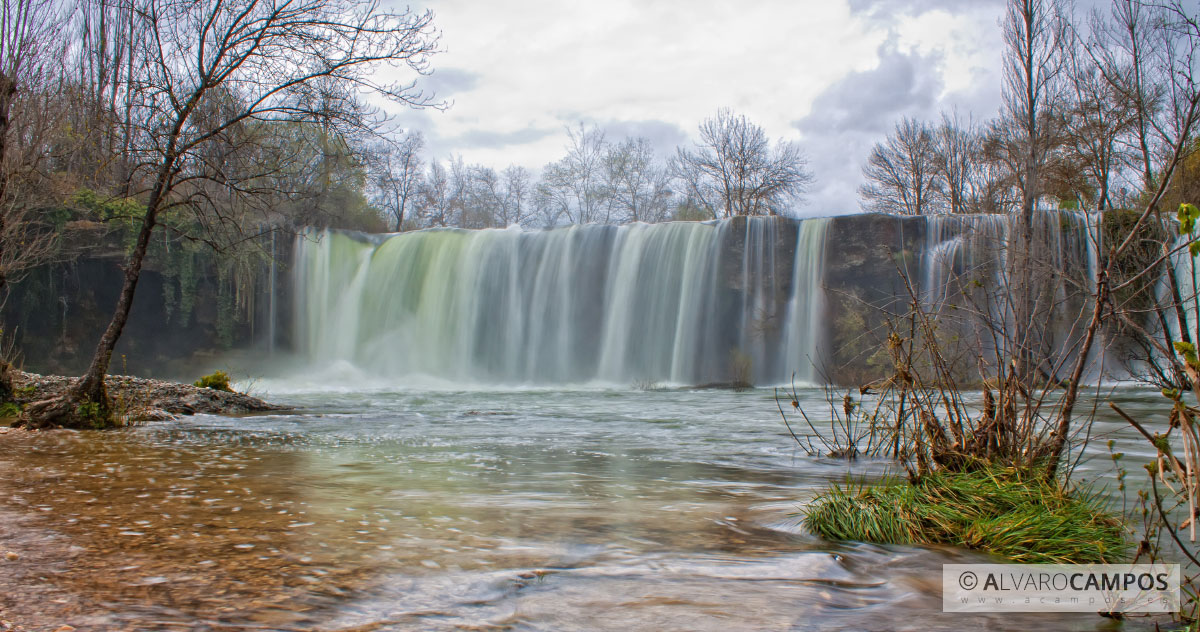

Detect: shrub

[194,370,233,392]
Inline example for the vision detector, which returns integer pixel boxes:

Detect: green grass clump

[804,465,1127,564]
[194,370,233,392]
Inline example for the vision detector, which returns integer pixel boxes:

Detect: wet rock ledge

[10,371,285,421]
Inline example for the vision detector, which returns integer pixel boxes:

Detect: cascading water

[918,210,1102,380]
[294,217,831,386]
[1159,232,1200,352]
[783,218,830,384]
[293,211,1112,388]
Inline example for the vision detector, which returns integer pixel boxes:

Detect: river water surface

[0,381,1167,631]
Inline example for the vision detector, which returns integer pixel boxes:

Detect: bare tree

[458,163,534,228]
[931,112,987,214]
[670,151,719,219]
[417,160,452,227]
[1062,24,1133,212]
[1089,0,1167,196]
[1084,0,1200,388]
[447,155,472,228]
[1044,0,1200,472]
[859,117,940,215]
[26,0,441,426]
[74,0,139,183]
[986,0,1070,396]
[997,0,1069,223]
[372,130,424,231]
[672,108,812,218]
[0,0,65,296]
[603,136,672,223]
[500,165,533,227]
[537,124,609,225]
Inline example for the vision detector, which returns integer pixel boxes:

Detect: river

[0,380,1166,631]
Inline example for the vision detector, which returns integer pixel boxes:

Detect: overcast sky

[383,0,1008,217]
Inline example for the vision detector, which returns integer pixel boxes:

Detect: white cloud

[376,0,1006,216]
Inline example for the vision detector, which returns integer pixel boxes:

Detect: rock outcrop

[10,371,284,422]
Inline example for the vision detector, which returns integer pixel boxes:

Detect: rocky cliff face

[3,246,287,379]
[820,214,924,384]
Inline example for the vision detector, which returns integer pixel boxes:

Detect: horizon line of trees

[370,109,813,232]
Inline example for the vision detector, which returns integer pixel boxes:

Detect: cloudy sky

[383,0,1008,217]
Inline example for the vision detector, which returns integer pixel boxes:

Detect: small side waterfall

[294,217,832,386]
[918,210,1102,380]
[784,218,830,384]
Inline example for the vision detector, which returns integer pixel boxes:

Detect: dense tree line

[5,0,448,424]
[853,0,1200,477]
[370,112,812,232]
[859,0,1199,217]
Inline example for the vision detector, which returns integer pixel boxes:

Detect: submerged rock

[10,371,284,422]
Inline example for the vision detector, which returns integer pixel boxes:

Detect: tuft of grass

[194,370,233,392]
[74,398,120,429]
[804,465,1127,564]
[0,401,20,420]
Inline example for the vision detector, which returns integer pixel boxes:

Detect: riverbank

[8,370,284,423]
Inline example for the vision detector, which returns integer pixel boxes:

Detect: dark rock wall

[821,214,925,384]
[3,250,287,379]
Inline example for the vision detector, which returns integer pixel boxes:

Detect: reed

[804,464,1127,564]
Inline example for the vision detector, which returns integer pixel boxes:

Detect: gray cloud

[419,67,481,100]
[596,119,689,160]
[389,0,1008,216]
[394,108,556,162]
[792,41,947,215]
[454,126,557,148]
[849,0,1005,23]
[794,41,945,136]
[540,115,689,163]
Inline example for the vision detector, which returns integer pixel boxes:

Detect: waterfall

[292,211,1110,388]
[294,217,831,386]
[267,230,277,356]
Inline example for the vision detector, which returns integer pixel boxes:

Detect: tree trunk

[0,70,15,297]
[72,170,167,407]
[1044,269,1107,477]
